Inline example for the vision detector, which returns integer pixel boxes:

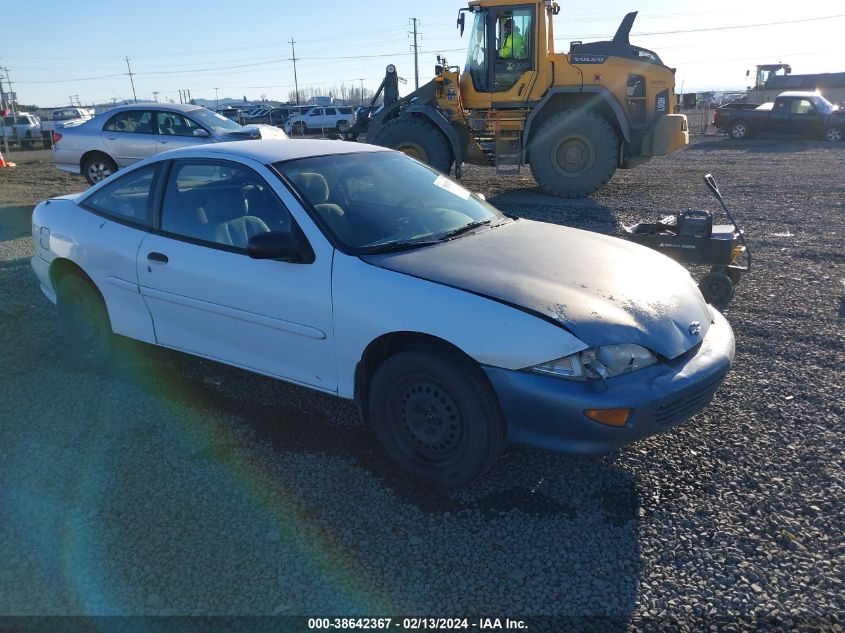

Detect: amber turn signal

[584,408,631,427]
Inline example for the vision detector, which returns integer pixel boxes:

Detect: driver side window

[160,161,293,250]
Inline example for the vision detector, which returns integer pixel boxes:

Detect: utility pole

[289,38,300,105]
[152,91,159,102]
[215,88,219,110]
[124,56,137,103]
[2,66,18,115]
[359,78,365,104]
[409,18,420,90]
[0,68,9,155]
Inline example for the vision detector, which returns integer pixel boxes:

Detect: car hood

[362,219,712,359]
[223,124,288,140]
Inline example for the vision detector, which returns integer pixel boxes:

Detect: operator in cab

[499,18,526,59]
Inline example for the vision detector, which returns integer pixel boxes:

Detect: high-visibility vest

[501,32,525,59]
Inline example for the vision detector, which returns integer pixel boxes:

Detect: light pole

[215,88,219,111]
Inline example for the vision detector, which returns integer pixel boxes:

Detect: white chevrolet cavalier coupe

[31,140,734,486]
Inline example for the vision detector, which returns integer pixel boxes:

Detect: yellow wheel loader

[348,0,689,198]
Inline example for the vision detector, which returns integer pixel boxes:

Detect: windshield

[188,108,243,132]
[464,12,488,91]
[274,152,504,253]
[813,96,835,114]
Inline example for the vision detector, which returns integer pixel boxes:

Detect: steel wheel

[368,346,506,487]
[395,377,463,460]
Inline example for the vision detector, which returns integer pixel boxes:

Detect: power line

[555,12,845,40]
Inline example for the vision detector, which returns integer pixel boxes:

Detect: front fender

[331,253,586,399]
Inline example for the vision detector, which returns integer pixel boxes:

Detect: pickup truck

[714,91,843,142]
[0,113,42,148]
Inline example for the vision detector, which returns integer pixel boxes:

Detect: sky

[1,0,843,108]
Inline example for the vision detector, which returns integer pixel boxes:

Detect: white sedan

[31,140,734,486]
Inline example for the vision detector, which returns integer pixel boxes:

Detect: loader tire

[370,117,453,174]
[528,110,618,198]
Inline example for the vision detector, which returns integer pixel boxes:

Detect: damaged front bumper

[483,307,734,454]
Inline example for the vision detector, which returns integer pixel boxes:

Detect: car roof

[105,102,203,113]
[777,91,822,98]
[159,139,390,164]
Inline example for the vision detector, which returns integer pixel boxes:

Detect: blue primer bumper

[484,308,735,455]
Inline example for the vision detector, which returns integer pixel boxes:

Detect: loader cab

[461,4,540,109]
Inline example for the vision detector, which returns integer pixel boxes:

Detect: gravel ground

[0,138,843,631]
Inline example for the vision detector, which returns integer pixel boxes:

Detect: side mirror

[457,11,465,36]
[247,231,309,262]
[193,128,210,138]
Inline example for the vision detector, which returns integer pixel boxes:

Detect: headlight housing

[530,344,658,381]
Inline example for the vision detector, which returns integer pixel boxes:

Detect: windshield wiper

[437,218,500,241]
[361,238,442,254]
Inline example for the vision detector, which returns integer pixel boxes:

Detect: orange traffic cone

[0,150,15,168]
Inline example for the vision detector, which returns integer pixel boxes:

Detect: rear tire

[369,117,453,174]
[825,125,843,142]
[56,275,114,367]
[528,110,618,198]
[729,121,750,140]
[82,153,117,185]
[368,346,506,487]
[336,120,350,133]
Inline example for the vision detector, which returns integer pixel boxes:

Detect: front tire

[825,125,843,142]
[336,120,350,133]
[56,275,114,367]
[528,110,618,198]
[82,153,117,185]
[369,117,453,174]
[368,347,506,487]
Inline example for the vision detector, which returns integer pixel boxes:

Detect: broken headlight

[530,344,658,381]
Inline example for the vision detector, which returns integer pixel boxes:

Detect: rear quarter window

[82,164,159,227]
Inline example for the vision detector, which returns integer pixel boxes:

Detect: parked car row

[218,104,360,133]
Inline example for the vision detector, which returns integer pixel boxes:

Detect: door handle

[147,252,169,263]
[518,83,526,96]
[107,135,117,140]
